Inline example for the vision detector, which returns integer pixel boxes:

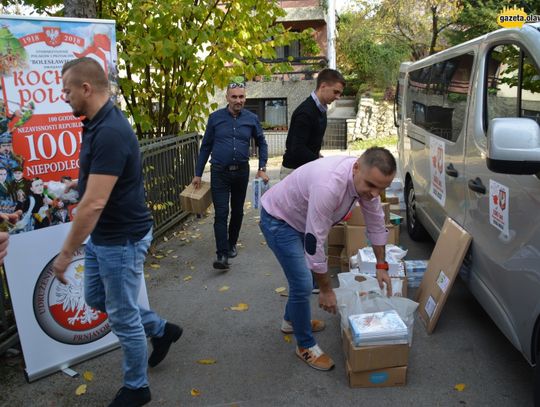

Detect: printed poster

[489,179,509,237]
[429,137,446,207]
[0,15,137,383]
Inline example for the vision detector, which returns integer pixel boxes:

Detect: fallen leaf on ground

[280,292,289,297]
[83,371,93,381]
[197,359,217,365]
[190,266,195,270]
[191,388,201,397]
[275,287,286,293]
[149,263,160,269]
[260,241,267,246]
[218,286,230,292]
[230,303,249,311]
[166,249,174,254]
[283,335,292,343]
[454,383,466,392]
[154,254,165,259]
[172,255,178,259]
[75,384,87,396]
[183,276,192,281]
[144,273,150,279]
[265,273,271,276]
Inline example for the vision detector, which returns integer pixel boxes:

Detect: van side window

[486,44,540,129]
[406,53,473,142]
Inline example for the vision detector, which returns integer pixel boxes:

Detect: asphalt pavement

[0,153,534,406]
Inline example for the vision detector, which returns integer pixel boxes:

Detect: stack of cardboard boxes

[342,325,409,387]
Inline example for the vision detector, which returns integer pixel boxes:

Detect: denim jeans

[210,164,250,257]
[259,207,316,348]
[84,228,166,389]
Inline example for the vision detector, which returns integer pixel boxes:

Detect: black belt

[211,162,249,171]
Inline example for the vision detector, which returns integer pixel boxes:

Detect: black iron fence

[140,132,201,239]
[322,119,348,150]
[0,132,201,354]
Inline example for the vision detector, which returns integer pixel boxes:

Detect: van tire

[405,179,429,241]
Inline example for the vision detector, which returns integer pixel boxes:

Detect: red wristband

[375,262,389,271]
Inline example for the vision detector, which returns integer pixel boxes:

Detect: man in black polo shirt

[192,82,269,270]
[53,57,181,407]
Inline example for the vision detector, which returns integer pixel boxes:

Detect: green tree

[5,0,314,137]
[337,8,410,92]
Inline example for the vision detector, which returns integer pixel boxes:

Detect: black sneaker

[148,322,183,368]
[228,245,238,258]
[213,255,230,270]
[108,386,151,407]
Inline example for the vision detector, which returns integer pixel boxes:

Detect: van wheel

[405,180,429,241]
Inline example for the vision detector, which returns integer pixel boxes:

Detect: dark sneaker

[108,386,151,407]
[148,322,182,368]
[213,255,230,270]
[228,245,238,258]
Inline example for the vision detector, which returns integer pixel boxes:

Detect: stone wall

[348,98,397,141]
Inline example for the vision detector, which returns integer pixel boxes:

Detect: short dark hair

[61,57,109,92]
[316,68,346,90]
[360,147,397,176]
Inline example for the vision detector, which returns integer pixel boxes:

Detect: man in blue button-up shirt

[192,83,268,270]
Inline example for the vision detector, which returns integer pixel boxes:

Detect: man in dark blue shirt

[53,57,181,407]
[192,82,268,270]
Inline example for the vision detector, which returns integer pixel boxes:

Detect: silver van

[395,23,540,400]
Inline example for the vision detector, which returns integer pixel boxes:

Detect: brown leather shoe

[295,344,335,371]
[280,319,325,334]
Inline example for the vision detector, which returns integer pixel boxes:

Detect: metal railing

[140,132,201,239]
[0,132,201,353]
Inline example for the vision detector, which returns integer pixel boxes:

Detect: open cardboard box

[416,217,472,334]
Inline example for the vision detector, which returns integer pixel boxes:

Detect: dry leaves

[454,383,466,392]
[183,276,192,282]
[83,371,93,381]
[75,384,87,396]
[283,335,292,343]
[274,287,286,293]
[197,359,217,365]
[230,303,249,311]
[191,388,201,397]
[149,263,160,269]
[218,286,230,292]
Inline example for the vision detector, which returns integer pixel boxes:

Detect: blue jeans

[210,164,250,257]
[84,228,166,389]
[259,207,315,348]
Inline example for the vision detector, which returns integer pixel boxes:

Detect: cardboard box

[346,203,390,226]
[346,361,407,388]
[180,182,212,215]
[386,223,400,245]
[328,245,342,268]
[344,225,369,257]
[416,217,472,334]
[340,247,349,273]
[328,224,345,246]
[342,328,409,372]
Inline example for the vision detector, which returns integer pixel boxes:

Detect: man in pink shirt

[260,147,396,371]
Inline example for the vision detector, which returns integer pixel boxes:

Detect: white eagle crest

[55,264,100,325]
[45,28,59,43]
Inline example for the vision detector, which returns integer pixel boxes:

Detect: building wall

[281,0,322,8]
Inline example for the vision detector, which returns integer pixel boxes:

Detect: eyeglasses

[227,82,245,89]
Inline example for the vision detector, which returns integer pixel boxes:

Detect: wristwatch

[375,262,389,271]
[258,167,266,172]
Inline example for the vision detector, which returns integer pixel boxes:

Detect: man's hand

[191,176,202,189]
[52,251,73,285]
[256,170,269,183]
[318,288,337,314]
[376,269,393,297]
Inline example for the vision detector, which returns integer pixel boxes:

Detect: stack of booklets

[348,310,408,347]
[405,260,428,288]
